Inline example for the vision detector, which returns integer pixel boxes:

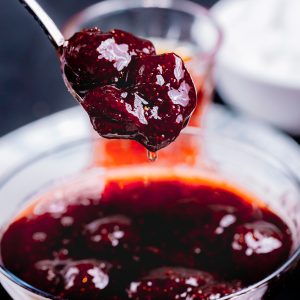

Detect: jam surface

[60,28,197,152]
[0,171,292,299]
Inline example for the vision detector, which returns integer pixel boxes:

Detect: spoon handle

[19,0,65,48]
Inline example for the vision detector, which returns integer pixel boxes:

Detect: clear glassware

[62,0,222,126]
[0,128,300,300]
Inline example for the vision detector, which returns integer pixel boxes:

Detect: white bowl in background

[212,0,300,135]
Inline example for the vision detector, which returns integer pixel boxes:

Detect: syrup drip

[147,150,158,162]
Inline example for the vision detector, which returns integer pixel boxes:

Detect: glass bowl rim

[0,127,300,300]
[62,0,223,61]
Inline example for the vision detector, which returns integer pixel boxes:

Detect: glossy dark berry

[61,28,155,94]
[231,221,291,281]
[83,215,139,258]
[0,214,63,273]
[127,52,194,91]
[127,267,214,299]
[82,85,141,140]
[61,28,196,152]
[164,196,244,272]
[60,260,113,300]
[82,53,196,151]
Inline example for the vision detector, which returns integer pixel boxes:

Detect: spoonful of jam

[20,0,197,155]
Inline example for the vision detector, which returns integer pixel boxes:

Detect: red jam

[0,171,292,299]
[60,28,197,152]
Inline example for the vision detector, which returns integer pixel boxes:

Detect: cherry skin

[61,28,196,151]
[81,85,141,141]
[59,259,120,300]
[83,215,139,259]
[0,214,63,273]
[128,52,197,130]
[61,28,155,94]
[82,53,196,151]
[231,221,291,281]
[127,267,214,300]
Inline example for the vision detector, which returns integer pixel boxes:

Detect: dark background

[0,0,299,299]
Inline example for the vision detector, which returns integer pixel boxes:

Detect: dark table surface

[0,0,299,299]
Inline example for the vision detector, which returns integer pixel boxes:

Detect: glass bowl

[0,128,300,300]
[62,0,222,126]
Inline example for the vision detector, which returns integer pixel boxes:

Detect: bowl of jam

[0,128,300,300]
[1,1,299,299]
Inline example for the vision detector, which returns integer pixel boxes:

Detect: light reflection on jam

[0,170,292,299]
[60,28,197,152]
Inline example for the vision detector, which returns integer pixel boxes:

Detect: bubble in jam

[60,28,197,152]
[0,170,292,300]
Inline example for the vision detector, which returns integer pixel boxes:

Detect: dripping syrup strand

[147,150,157,162]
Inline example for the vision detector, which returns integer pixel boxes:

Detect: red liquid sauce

[0,171,292,299]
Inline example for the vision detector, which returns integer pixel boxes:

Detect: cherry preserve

[0,27,292,300]
[0,171,292,300]
[60,28,197,152]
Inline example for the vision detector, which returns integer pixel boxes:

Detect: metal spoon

[19,0,83,103]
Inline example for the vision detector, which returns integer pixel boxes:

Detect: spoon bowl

[61,72,84,103]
